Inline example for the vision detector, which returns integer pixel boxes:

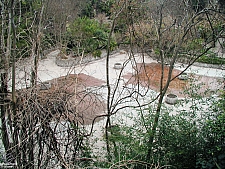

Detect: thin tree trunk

[31,4,44,87]
[146,3,178,160]
[105,17,113,162]
[9,0,21,167]
[105,2,125,161]
[0,0,13,163]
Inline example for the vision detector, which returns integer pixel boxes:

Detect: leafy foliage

[191,0,208,12]
[197,92,225,169]
[66,17,110,55]
[197,52,225,65]
[106,89,225,168]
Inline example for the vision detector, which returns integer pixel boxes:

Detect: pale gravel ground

[6,49,225,161]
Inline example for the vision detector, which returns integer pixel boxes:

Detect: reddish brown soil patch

[18,74,106,125]
[51,73,105,90]
[45,74,106,125]
[123,63,223,97]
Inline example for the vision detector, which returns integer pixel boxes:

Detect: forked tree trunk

[105,3,125,161]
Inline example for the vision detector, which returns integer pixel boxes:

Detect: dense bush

[197,52,225,64]
[66,17,113,55]
[106,88,225,168]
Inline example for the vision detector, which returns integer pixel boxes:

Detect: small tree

[67,17,109,55]
[101,0,224,166]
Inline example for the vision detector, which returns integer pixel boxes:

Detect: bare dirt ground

[123,62,223,97]
[46,73,106,125]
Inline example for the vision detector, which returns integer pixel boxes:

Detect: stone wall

[55,58,77,67]
[55,50,109,67]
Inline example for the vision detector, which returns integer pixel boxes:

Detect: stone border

[55,50,119,67]
[55,58,77,67]
[54,48,224,69]
[148,53,225,70]
[192,62,225,70]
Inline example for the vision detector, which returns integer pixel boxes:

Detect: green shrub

[197,53,225,64]
[92,50,102,58]
[66,17,110,54]
[154,48,160,55]
[104,85,225,168]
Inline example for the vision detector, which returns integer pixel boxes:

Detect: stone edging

[192,62,225,70]
[55,58,78,67]
[55,49,224,70]
[148,53,225,70]
[55,50,119,67]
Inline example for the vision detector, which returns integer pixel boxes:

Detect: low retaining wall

[55,50,110,67]
[55,58,78,67]
[152,55,225,70]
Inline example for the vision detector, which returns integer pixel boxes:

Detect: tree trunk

[105,5,124,160]
[0,0,14,163]
[31,4,44,87]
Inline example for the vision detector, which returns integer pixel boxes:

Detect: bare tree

[100,0,224,164]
